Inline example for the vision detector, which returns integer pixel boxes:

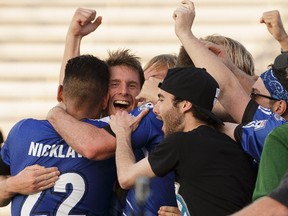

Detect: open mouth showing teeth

[113,100,130,109]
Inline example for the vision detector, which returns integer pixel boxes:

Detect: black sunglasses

[250,88,280,101]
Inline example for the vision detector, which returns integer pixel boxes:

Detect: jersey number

[21,173,85,215]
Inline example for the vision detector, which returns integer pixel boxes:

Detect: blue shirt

[235,100,287,162]
[1,118,116,216]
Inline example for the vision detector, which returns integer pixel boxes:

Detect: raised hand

[260,10,288,51]
[173,0,195,37]
[109,109,149,137]
[68,8,102,38]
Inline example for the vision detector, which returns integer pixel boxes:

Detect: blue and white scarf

[260,68,288,103]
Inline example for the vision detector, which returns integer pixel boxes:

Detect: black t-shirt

[148,125,257,216]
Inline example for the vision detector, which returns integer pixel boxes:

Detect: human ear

[56,85,63,102]
[182,101,192,112]
[273,100,287,115]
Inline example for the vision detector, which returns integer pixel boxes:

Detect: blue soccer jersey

[235,100,287,162]
[123,102,177,216]
[1,118,116,216]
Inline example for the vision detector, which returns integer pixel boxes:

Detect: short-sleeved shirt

[148,125,256,216]
[234,100,287,162]
[253,123,288,200]
[1,118,116,215]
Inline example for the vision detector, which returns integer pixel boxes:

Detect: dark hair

[272,66,288,92]
[176,45,195,67]
[63,54,110,108]
[172,96,219,128]
[106,48,145,88]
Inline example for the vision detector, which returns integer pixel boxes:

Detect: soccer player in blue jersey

[173,0,288,163]
[0,54,117,215]
[47,8,177,216]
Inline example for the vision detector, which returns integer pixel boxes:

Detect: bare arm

[230,196,288,216]
[47,106,116,160]
[203,41,256,95]
[109,110,155,189]
[220,122,238,141]
[260,10,288,52]
[59,8,102,84]
[0,165,59,207]
[173,0,250,123]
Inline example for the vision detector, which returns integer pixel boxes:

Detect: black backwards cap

[273,52,288,70]
[158,67,224,125]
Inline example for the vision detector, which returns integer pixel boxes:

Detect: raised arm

[109,110,155,189]
[47,106,116,160]
[260,10,288,52]
[202,41,256,94]
[59,8,102,84]
[173,0,250,123]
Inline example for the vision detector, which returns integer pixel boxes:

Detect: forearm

[229,64,255,94]
[230,196,288,216]
[59,34,82,85]
[115,132,137,189]
[279,35,288,52]
[0,175,16,207]
[177,32,248,122]
[48,107,116,160]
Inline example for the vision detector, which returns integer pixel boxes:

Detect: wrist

[279,35,288,53]
[47,106,64,122]
[177,30,194,41]
[5,177,17,196]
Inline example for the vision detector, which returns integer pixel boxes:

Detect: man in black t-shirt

[110,67,257,216]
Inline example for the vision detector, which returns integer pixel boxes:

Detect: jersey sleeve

[130,103,163,151]
[148,134,179,177]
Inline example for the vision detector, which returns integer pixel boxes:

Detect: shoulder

[272,122,288,133]
[84,118,109,128]
[265,123,288,143]
[10,118,40,130]
[8,119,54,140]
